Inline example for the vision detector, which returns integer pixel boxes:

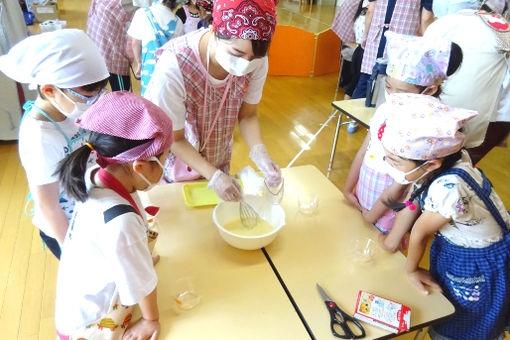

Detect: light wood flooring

[1,1,509,339]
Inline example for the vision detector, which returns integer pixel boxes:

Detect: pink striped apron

[157,31,250,181]
[355,158,397,233]
[331,0,360,43]
[361,0,421,74]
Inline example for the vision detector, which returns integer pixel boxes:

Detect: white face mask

[384,160,429,185]
[137,156,165,192]
[49,87,92,120]
[214,39,261,76]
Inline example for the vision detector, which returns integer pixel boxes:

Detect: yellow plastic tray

[182,180,243,208]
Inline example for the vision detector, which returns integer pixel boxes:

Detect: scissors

[316,283,366,339]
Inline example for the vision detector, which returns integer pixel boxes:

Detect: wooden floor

[277,0,338,34]
[1,1,509,339]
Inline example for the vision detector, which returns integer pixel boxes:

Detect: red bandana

[197,0,213,12]
[213,0,277,41]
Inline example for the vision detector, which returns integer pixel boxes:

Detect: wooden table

[140,165,454,339]
[328,99,376,175]
[264,165,455,339]
[141,183,310,340]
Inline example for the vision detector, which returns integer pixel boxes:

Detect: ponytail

[56,144,93,202]
[55,132,153,202]
[384,150,463,212]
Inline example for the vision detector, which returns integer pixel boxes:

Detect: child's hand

[344,191,362,211]
[378,233,398,253]
[361,208,377,224]
[407,268,442,295]
[378,232,407,253]
[135,63,142,79]
[123,318,160,340]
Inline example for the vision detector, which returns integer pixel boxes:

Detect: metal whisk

[239,199,259,229]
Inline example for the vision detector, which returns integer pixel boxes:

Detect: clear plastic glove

[208,169,243,201]
[249,144,282,187]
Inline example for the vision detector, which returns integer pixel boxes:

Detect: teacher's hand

[249,144,282,187]
[208,170,243,201]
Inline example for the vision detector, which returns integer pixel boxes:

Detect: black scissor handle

[327,302,366,339]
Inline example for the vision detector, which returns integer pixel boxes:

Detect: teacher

[145,0,282,201]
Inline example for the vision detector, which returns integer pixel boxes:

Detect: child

[196,0,214,30]
[87,0,136,92]
[128,0,184,95]
[378,93,510,340]
[332,0,369,100]
[180,0,204,34]
[351,0,434,100]
[0,29,109,259]
[54,91,173,339]
[343,32,462,235]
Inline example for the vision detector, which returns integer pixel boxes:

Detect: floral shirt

[421,151,510,248]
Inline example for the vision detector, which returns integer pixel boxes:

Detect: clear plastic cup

[352,238,376,263]
[297,192,319,215]
[173,277,201,311]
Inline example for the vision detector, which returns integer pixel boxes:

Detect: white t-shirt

[144,28,268,130]
[127,3,184,44]
[424,10,510,147]
[353,4,367,45]
[55,166,157,334]
[18,107,88,236]
[492,66,510,122]
[422,151,510,248]
[432,0,480,18]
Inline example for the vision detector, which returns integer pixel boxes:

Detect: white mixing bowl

[212,195,286,250]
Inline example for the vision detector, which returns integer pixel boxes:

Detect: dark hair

[406,42,463,98]
[383,150,463,212]
[215,31,271,58]
[447,42,463,77]
[354,0,367,21]
[37,78,109,100]
[480,3,506,13]
[162,0,178,10]
[55,132,152,202]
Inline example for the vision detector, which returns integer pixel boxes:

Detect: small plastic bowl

[297,193,319,215]
[173,277,201,311]
[212,195,286,250]
[352,238,377,262]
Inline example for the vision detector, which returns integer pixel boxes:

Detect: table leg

[327,111,346,177]
[414,328,426,340]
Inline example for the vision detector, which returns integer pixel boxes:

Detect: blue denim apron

[422,168,510,339]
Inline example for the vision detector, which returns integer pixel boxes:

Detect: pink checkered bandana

[213,0,277,41]
[385,31,451,87]
[76,91,173,167]
[379,93,478,160]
